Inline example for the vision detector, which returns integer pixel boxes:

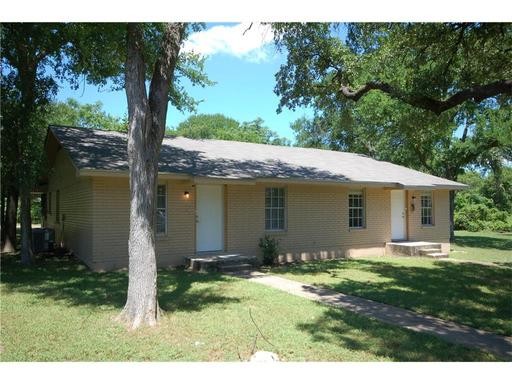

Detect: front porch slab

[186,253,259,273]
[386,241,449,258]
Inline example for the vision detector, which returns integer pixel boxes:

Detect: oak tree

[66,23,210,328]
[274,23,512,240]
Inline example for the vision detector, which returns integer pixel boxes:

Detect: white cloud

[183,23,275,63]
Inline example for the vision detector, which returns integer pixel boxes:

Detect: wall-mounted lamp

[411,196,416,212]
[184,191,190,199]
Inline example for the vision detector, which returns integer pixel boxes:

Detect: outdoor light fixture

[411,196,416,211]
[184,191,190,199]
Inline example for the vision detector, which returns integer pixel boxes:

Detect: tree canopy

[47,98,127,131]
[64,23,212,113]
[171,113,290,145]
[272,23,512,114]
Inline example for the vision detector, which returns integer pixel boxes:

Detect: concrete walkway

[235,271,512,359]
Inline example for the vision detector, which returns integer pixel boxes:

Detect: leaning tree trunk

[1,185,19,253]
[117,23,184,329]
[19,188,33,264]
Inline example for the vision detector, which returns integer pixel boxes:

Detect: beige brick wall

[46,149,93,266]
[46,150,453,269]
[407,189,451,252]
[226,183,391,262]
[90,177,196,270]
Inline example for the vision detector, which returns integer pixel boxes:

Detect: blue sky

[56,23,313,141]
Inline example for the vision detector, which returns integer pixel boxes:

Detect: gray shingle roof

[49,125,466,189]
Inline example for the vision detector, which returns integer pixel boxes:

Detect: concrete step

[217,255,259,266]
[425,252,449,259]
[187,254,259,272]
[218,263,255,272]
[419,248,444,256]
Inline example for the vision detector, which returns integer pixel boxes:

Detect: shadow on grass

[273,258,512,336]
[0,254,239,313]
[454,233,512,251]
[297,307,499,361]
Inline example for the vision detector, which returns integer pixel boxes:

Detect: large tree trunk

[19,189,33,264]
[1,186,19,253]
[117,23,185,329]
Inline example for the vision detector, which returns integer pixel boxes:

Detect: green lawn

[270,232,512,337]
[451,230,512,265]
[0,255,499,361]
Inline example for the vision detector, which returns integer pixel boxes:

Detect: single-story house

[43,125,465,271]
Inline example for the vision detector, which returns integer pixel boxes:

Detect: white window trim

[265,187,287,232]
[348,190,366,230]
[420,191,434,227]
[156,184,167,236]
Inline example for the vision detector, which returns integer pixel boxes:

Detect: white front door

[390,190,407,240]
[196,185,224,252]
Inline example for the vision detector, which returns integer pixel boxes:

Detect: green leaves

[170,114,290,146]
[273,23,511,113]
[46,98,127,132]
[64,23,211,113]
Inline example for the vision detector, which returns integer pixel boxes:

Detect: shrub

[454,203,490,231]
[454,201,512,232]
[258,235,280,266]
[490,216,512,232]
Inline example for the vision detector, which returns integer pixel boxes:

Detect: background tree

[171,113,290,145]
[274,23,512,240]
[1,23,70,261]
[47,98,127,131]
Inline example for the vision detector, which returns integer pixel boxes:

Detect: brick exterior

[46,149,93,266]
[46,150,452,270]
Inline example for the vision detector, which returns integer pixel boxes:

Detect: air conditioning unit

[32,227,55,254]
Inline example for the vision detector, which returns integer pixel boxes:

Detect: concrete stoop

[386,241,449,259]
[186,253,259,273]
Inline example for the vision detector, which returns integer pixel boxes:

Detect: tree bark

[117,23,185,329]
[1,186,19,253]
[19,188,33,264]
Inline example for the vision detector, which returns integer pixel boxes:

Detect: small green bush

[259,235,280,266]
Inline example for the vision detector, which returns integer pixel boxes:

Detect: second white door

[196,185,224,252]
[390,190,407,241]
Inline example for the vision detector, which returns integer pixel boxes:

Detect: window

[48,191,52,214]
[156,184,167,234]
[55,190,60,224]
[348,191,365,229]
[265,187,285,230]
[421,191,433,226]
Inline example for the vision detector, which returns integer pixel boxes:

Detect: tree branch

[148,23,186,141]
[338,79,512,115]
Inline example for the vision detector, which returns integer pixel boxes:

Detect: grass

[451,230,512,265]
[270,232,512,337]
[0,254,500,361]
